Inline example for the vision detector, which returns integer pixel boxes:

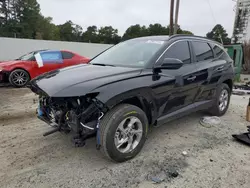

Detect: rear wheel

[9,69,30,87]
[100,104,148,162]
[208,83,231,116]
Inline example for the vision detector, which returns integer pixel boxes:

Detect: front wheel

[208,83,231,116]
[100,104,148,162]
[9,69,30,87]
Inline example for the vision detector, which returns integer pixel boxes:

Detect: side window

[29,55,36,61]
[163,41,191,64]
[62,51,74,59]
[211,44,225,57]
[192,41,214,62]
[210,43,231,61]
[40,51,63,63]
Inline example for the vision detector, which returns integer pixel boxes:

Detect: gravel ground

[0,87,250,188]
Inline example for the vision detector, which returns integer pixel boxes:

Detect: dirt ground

[1,87,250,188]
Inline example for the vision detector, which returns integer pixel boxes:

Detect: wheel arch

[117,96,153,125]
[99,90,155,125]
[10,67,31,79]
[222,79,233,92]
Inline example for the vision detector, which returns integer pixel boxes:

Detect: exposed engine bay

[37,95,106,148]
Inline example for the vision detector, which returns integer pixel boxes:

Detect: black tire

[100,104,148,162]
[9,69,30,88]
[208,83,231,116]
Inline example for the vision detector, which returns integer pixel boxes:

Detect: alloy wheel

[114,116,143,153]
[218,89,229,112]
[11,70,29,87]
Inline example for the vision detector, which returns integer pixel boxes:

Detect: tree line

[0,0,231,44]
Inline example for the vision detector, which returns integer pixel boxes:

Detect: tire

[208,83,231,116]
[100,104,148,162]
[9,69,30,88]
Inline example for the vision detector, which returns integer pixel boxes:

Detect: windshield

[17,51,38,61]
[90,39,165,67]
[19,53,34,61]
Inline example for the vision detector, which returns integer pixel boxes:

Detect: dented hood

[29,64,142,97]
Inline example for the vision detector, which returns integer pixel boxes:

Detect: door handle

[216,66,224,72]
[187,76,196,81]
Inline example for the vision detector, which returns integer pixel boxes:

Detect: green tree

[0,0,8,24]
[58,20,75,41]
[0,0,41,38]
[122,24,148,40]
[81,25,99,43]
[72,24,82,42]
[58,21,83,42]
[147,23,168,36]
[0,0,18,37]
[98,26,121,44]
[16,0,41,38]
[206,24,231,44]
[37,16,60,40]
[179,29,193,35]
[122,24,193,41]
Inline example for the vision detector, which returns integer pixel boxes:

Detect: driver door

[153,40,201,118]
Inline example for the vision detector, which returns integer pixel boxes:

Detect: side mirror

[155,58,183,70]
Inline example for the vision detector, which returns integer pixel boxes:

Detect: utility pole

[174,0,180,34]
[169,0,175,36]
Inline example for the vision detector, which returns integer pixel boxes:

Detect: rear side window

[192,41,214,62]
[210,43,232,61]
[163,41,191,64]
[211,44,224,57]
[62,51,74,59]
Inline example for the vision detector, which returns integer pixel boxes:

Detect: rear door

[191,41,230,103]
[154,40,201,117]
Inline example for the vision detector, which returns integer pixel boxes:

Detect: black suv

[29,35,234,162]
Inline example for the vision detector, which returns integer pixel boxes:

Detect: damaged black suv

[29,35,234,162]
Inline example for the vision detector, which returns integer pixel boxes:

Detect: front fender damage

[37,93,108,148]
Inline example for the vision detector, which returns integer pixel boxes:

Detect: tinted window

[211,44,231,61]
[212,44,224,57]
[62,51,74,59]
[192,42,214,62]
[163,41,191,64]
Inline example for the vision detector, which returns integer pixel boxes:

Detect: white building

[232,0,250,43]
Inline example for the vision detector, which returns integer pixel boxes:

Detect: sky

[37,0,236,37]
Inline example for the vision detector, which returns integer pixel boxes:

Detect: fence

[0,37,112,61]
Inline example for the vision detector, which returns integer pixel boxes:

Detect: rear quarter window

[210,43,232,61]
[62,51,74,59]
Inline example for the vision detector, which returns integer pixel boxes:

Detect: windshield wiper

[92,63,116,67]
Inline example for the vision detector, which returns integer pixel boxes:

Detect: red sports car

[0,50,89,87]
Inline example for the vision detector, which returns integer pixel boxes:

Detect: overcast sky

[37,0,236,37]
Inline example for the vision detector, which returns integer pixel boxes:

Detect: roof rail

[169,34,222,45]
[169,34,206,40]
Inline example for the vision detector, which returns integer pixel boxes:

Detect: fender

[5,62,33,77]
[91,75,160,124]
